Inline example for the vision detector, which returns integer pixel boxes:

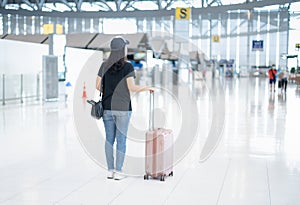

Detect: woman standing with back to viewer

[96,36,155,180]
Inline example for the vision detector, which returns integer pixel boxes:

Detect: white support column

[0,14,3,35]
[286,11,290,69]
[143,18,147,33]
[209,14,212,59]
[246,10,251,71]
[236,11,240,72]
[217,13,221,60]
[174,7,191,70]
[198,15,201,52]
[266,10,270,67]
[256,11,260,67]
[276,11,280,69]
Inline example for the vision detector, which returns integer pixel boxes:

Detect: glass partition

[0,73,40,105]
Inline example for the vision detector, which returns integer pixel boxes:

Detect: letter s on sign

[180,8,187,19]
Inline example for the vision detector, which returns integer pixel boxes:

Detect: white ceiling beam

[0,0,298,18]
[35,0,44,10]
[122,0,136,11]
[74,0,83,11]
[115,0,122,11]
[59,0,74,11]
[157,0,162,10]
[164,0,174,10]
[98,0,113,11]
[22,0,35,9]
[1,0,8,7]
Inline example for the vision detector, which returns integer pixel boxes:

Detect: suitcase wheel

[160,175,165,181]
[144,174,149,180]
[169,171,173,177]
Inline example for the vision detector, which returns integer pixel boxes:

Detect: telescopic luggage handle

[149,91,154,131]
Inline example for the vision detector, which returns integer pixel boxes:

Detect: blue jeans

[103,110,132,172]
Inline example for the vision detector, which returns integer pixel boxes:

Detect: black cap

[110,36,129,51]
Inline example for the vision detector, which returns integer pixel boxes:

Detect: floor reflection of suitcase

[278,80,282,88]
[144,91,174,181]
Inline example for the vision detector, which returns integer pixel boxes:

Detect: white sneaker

[114,172,126,180]
[107,171,114,179]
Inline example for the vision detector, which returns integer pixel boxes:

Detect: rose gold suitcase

[144,92,174,181]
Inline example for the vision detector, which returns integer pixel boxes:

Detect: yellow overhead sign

[43,24,53,34]
[56,24,63,34]
[43,24,63,35]
[212,35,220,43]
[175,7,191,20]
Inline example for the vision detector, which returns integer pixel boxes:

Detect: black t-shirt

[98,62,135,111]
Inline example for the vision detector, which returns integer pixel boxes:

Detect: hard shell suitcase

[144,91,174,181]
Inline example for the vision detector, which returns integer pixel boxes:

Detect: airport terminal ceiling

[0,0,300,14]
[1,0,300,69]
[0,0,299,29]
[0,0,293,12]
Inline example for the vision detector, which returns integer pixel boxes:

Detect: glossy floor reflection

[0,74,300,205]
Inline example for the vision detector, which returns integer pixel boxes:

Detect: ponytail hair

[104,48,126,74]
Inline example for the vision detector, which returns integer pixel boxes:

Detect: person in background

[96,36,154,180]
[268,65,277,92]
[281,68,289,93]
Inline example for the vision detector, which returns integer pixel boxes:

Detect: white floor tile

[268,160,300,205]
[165,158,230,205]
[57,176,138,204]
[218,158,270,205]
[1,73,300,204]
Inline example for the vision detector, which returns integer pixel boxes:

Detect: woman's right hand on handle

[126,77,156,93]
[148,87,155,93]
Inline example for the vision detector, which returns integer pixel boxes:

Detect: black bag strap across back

[100,68,104,99]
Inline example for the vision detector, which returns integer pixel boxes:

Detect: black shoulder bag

[87,77,104,120]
